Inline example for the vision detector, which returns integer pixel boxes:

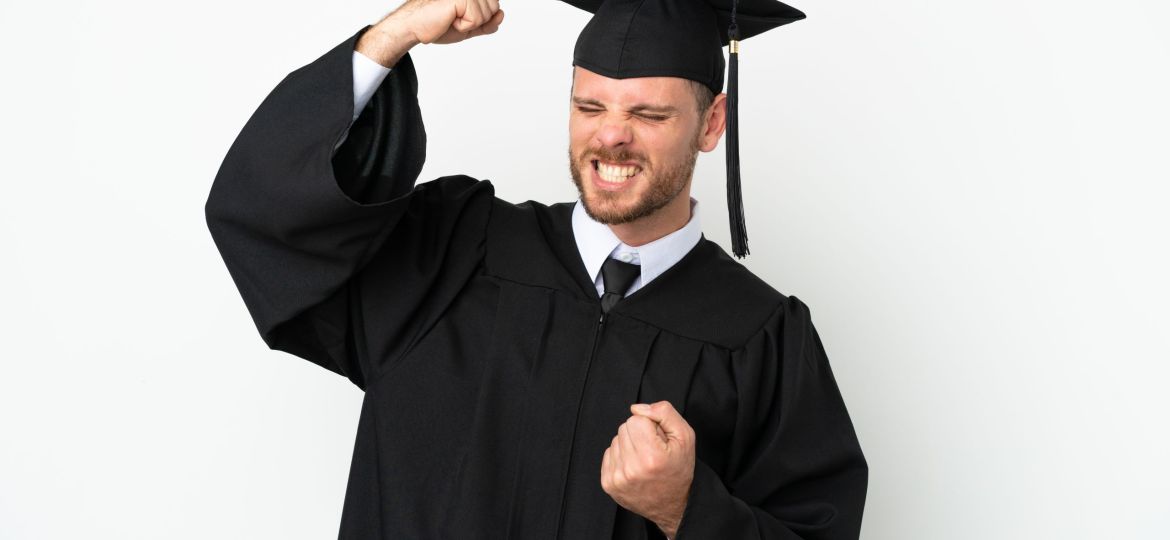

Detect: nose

[594,117,633,149]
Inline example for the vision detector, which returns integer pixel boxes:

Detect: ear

[697,93,728,153]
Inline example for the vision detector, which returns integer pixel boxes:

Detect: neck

[607,190,692,247]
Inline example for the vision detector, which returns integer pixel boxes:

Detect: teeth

[595,161,641,183]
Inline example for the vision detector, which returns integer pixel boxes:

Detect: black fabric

[562,0,805,93]
[206,27,867,540]
[600,257,641,314]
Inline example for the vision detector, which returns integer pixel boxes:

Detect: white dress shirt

[572,199,703,298]
[335,51,395,151]
[343,51,703,298]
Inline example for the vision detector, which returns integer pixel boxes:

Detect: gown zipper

[554,307,608,538]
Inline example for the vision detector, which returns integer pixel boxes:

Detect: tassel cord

[726,17,749,258]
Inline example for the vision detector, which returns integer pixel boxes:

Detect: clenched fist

[393,0,504,45]
[601,400,696,539]
[357,0,505,67]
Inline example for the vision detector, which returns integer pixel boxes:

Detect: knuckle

[623,460,640,478]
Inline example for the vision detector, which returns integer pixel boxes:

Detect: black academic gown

[205,27,868,540]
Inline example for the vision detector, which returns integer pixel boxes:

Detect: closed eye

[575,107,668,122]
[573,97,675,124]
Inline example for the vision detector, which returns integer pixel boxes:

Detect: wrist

[356,18,419,68]
[656,520,680,539]
[654,491,689,538]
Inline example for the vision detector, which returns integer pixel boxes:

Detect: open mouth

[591,159,643,186]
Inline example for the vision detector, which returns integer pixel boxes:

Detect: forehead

[572,66,692,106]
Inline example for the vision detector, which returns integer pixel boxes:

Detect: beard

[568,138,700,225]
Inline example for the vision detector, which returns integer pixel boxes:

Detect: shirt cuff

[351,50,392,122]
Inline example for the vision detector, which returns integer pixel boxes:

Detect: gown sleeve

[674,297,868,540]
[204,26,493,390]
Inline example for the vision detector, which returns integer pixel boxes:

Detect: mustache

[579,146,647,167]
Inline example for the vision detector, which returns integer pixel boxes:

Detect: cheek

[568,120,593,150]
[645,127,693,161]
[633,130,671,163]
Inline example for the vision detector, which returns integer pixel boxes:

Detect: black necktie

[600,257,640,314]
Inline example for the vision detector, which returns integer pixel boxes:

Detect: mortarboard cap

[560,0,805,258]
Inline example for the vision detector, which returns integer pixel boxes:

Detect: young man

[205,0,867,538]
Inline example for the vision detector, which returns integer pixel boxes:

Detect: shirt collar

[571,198,703,289]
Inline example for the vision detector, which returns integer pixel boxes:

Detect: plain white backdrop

[1,0,1168,538]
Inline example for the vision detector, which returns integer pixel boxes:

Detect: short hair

[686,79,716,117]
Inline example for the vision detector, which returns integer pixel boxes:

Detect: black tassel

[726,15,748,258]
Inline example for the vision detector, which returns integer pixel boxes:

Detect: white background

[2,0,1168,538]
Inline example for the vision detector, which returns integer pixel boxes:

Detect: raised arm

[205,1,505,389]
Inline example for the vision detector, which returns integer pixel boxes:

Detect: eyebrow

[572,97,678,115]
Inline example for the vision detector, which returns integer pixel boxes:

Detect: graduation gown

[205,27,868,540]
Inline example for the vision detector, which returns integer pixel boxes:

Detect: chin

[582,187,675,226]
[581,195,636,225]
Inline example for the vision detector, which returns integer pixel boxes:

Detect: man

[205,0,867,538]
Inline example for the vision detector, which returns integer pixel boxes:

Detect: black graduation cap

[560,0,805,258]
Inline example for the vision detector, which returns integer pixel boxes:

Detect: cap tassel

[726,19,748,258]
